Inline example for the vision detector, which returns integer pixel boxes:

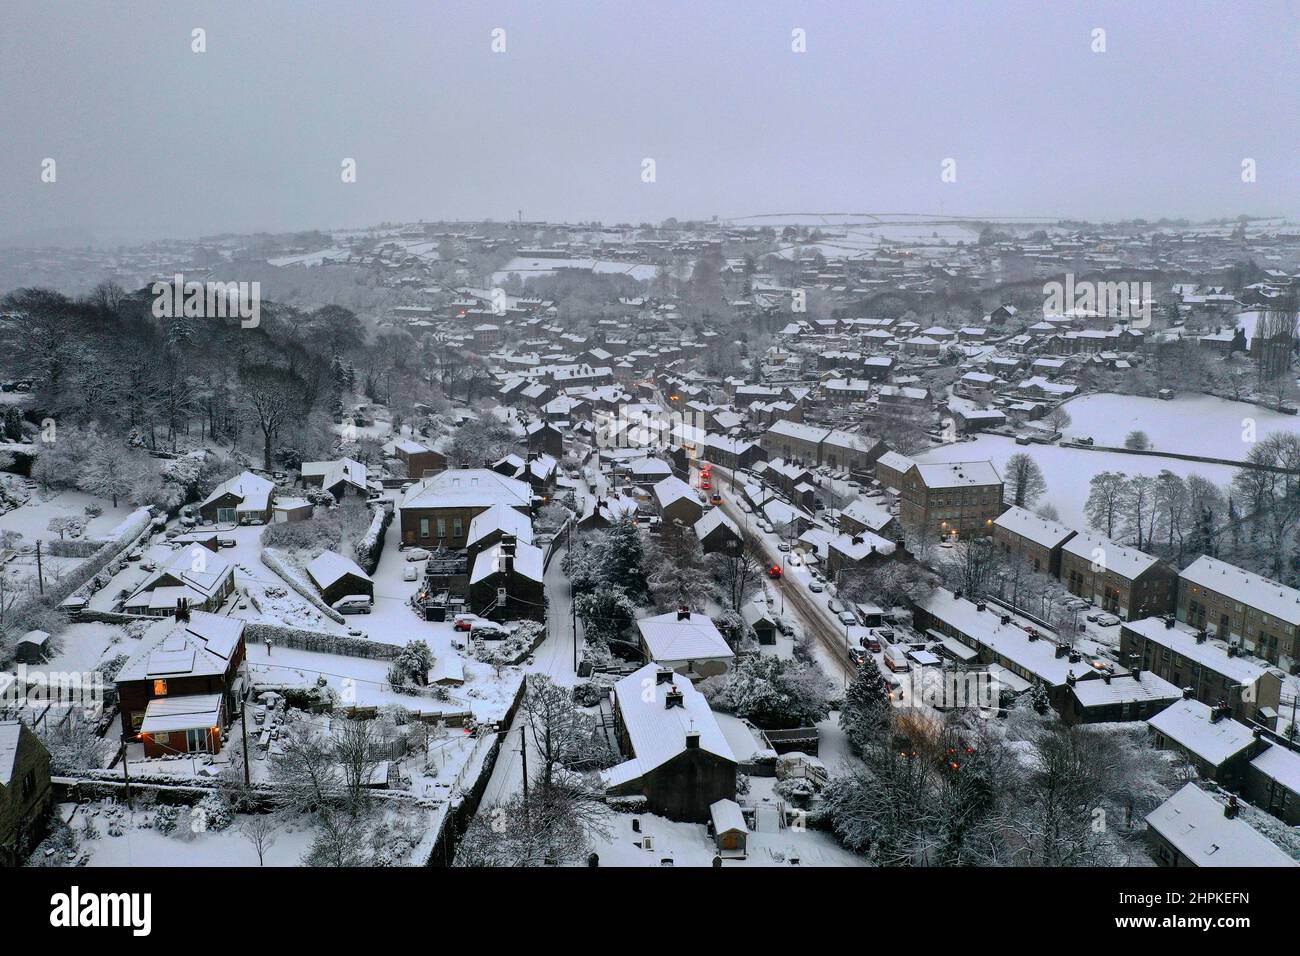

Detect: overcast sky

[1,0,1296,242]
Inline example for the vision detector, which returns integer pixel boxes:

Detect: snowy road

[478,537,579,808]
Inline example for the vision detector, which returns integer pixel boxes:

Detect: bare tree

[238,813,279,866]
[333,717,382,816]
[270,718,342,813]
[1084,471,1127,538]
[241,364,306,471]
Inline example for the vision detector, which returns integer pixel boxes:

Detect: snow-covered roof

[127,548,235,605]
[1069,670,1180,708]
[1147,698,1256,767]
[993,505,1076,550]
[301,457,368,491]
[914,460,1001,489]
[603,664,735,787]
[469,539,545,584]
[766,419,831,444]
[1180,556,1300,627]
[140,693,224,734]
[710,798,748,835]
[401,469,531,511]
[1061,530,1160,581]
[653,475,698,509]
[637,611,734,663]
[1145,783,1295,867]
[466,503,535,549]
[306,550,372,590]
[116,612,244,684]
[1251,744,1300,795]
[200,470,273,512]
[1122,617,1274,685]
[694,508,739,542]
[839,499,895,533]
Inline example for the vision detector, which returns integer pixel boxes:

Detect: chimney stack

[655,667,674,685]
[665,687,685,710]
[685,728,700,749]
[175,597,190,623]
[676,606,691,622]
[1224,795,1240,820]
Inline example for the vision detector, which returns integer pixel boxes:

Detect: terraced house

[1058,530,1176,620]
[1177,555,1300,667]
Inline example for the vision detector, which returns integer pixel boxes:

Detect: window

[155,732,171,745]
[453,517,463,538]
[153,679,168,696]
[419,518,430,538]
[436,518,446,538]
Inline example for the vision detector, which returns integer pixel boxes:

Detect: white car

[1095,613,1120,627]
[333,595,373,615]
[404,548,431,562]
[402,565,418,581]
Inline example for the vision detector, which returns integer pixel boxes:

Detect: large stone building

[894,459,1004,539]
[399,468,532,549]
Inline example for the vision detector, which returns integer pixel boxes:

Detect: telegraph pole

[519,729,530,829]
[239,691,251,786]
[119,738,133,810]
[35,541,44,595]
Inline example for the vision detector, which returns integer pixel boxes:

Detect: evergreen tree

[840,665,894,753]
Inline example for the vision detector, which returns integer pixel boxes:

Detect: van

[884,645,911,673]
[332,594,373,615]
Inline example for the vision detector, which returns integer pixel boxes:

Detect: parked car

[864,633,883,653]
[218,537,237,549]
[884,645,911,673]
[1095,613,1120,627]
[827,598,842,613]
[405,548,431,562]
[775,616,794,637]
[402,565,418,582]
[777,542,791,552]
[471,620,512,640]
[333,595,373,615]
[453,613,480,632]
[838,610,858,626]
[127,548,144,561]
[808,581,823,592]
[848,648,870,667]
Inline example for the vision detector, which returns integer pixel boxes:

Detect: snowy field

[912,434,1240,531]
[1064,392,1300,458]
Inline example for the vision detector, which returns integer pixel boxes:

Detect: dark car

[848,648,870,667]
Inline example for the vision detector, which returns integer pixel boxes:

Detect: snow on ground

[591,801,868,867]
[57,802,320,867]
[1064,392,1300,458]
[0,489,136,542]
[912,434,1241,531]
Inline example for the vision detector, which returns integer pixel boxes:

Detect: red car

[767,565,783,579]
[701,480,711,490]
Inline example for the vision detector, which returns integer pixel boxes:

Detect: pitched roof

[993,505,1076,549]
[466,503,536,549]
[637,611,735,663]
[306,550,372,589]
[602,663,735,787]
[1145,783,1295,867]
[1180,556,1300,627]
[116,611,244,684]
[200,470,274,512]
[400,468,531,510]
[1147,698,1256,767]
